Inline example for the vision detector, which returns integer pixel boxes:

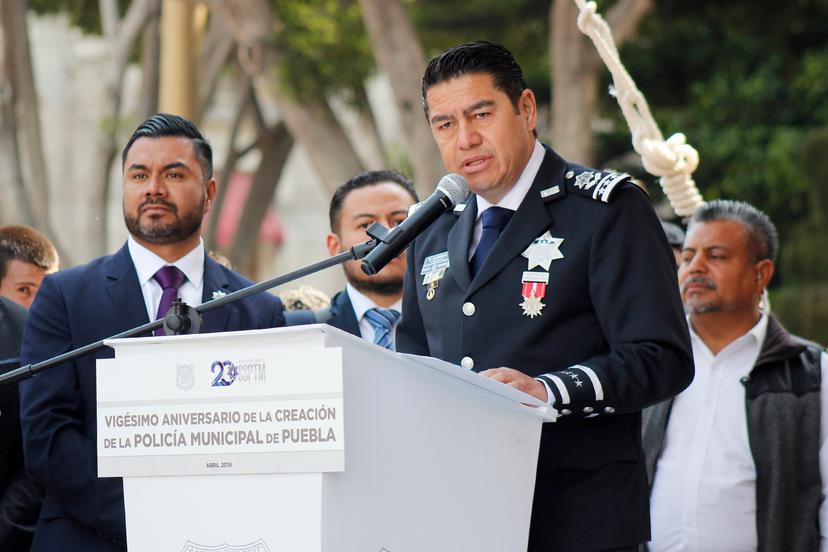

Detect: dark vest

[642,315,822,552]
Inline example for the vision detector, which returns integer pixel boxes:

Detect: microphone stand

[0,239,381,387]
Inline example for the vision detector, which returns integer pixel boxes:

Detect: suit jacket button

[604,406,615,414]
[583,406,594,413]
[461,356,474,369]
[462,302,476,316]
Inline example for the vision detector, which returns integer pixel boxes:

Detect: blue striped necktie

[364,308,401,350]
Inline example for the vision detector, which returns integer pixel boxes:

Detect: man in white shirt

[19,114,285,551]
[286,170,418,350]
[644,199,828,552]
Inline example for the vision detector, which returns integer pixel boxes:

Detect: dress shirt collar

[688,312,768,358]
[346,283,402,321]
[475,140,545,217]
[127,236,205,290]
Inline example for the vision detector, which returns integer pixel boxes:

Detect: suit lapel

[467,148,565,297]
[104,243,151,331]
[447,195,476,292]
[201,255,232,333]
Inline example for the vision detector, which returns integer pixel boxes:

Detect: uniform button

[462,302,476,316]
[565,170,575,179]
[560,409,571,416]
[461,356,474,370]
[604,406,615,414]
[583,406,594,414]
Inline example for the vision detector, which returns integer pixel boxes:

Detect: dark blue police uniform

[397,145,693,552]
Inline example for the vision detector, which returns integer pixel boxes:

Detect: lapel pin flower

[211,290,227,300]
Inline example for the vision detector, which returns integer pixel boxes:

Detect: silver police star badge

[520,295,545,318]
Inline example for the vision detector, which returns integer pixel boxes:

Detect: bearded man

[286,170,418,351]
[19,114,285,551]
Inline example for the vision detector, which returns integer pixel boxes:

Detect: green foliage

[28,0,121,35]
[410,0,550,100]
[771,284,828,345]
[271,0,374,106]
[597,0,828,252]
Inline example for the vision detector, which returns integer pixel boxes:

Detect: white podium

[97,325,555,552]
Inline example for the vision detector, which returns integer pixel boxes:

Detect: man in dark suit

[19,114,285,551]
[286,170,418,349]
[396,41,693,551]
[0,296,36,551]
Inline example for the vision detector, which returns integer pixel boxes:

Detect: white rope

[572,0,704,217]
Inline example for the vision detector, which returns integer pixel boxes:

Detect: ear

[755,259,774,290]
[326,232,342,257]
[518,88,537,133]
[204,178,217,213]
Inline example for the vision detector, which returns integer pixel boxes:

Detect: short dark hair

[121,113,213,180]
[329,170,419,232]
[422,41,528,117]
[0,225,59,281]
[688,199,779,263]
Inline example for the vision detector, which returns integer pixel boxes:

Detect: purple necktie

[153,266,186,336]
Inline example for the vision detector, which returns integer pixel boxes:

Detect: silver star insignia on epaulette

[520,296,545,318]
[574,171,600,190]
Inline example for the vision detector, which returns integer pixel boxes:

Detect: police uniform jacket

[397,145,694,552]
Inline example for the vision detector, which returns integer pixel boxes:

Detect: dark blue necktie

[470,207,514,277]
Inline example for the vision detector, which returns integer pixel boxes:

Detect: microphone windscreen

[436,173,470,206]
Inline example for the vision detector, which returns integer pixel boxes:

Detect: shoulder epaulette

[563,167,631,204]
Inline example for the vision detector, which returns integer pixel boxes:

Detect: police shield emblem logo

[176,364,195,390]
[181,539,270,552]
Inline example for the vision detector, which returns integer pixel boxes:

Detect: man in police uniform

[396,41,694,552]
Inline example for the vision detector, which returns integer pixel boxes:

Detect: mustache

[682,275,716,292]
[139,197,178,214]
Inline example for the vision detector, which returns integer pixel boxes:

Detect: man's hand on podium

[479,367,549,403]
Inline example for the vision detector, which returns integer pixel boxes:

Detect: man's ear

[326,233,341,257]
[204,178,217,212]
[519,88,537,133]
[755,259,774,290]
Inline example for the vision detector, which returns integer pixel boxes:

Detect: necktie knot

[154,265,185,291]
[364,308,401,350]
[481,207,514,231]
[153,266,186,336]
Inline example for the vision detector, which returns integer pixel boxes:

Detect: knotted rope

[573,0,704,216]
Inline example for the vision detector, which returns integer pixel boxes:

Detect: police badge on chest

[519,231,564,317]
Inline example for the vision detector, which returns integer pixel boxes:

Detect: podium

[96,325,555,551]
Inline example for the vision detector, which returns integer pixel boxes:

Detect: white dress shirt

[346,283,402,344]
[127,236,206,322]
[649,314,828,552]
[468,140,546,258]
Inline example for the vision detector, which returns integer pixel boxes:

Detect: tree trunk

[227,121,293,275]
[0,63,33,225]
[550,0,653,166]
[205,73,252,252]
[2,0,50,228]
[269,87,363,194]
[207,0,365,193]
[90,0,155,256]
[136,0,161,122]
[358,0,445,194]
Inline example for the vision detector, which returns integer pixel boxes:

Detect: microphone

[361,173,469,275]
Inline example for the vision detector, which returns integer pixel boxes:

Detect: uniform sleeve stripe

[544,374,571,405]
[573,364,603,401]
